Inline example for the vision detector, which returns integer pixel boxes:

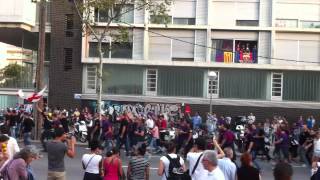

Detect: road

[27,143,311,180]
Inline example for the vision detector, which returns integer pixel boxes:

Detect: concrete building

[0,0,50,108]
[51,0,320,121]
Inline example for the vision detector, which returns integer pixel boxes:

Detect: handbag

[82,154,96,170]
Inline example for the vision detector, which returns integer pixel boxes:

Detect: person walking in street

[103,147,123,180]
[21,112,35,146]
[218,147,237,180]
[237,153,260,180]
[201,150,225,180]
[47,127,76,180]
[82,141,103,180]
[127,143,150,180]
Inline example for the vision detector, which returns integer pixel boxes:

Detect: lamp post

[208,71,217,114]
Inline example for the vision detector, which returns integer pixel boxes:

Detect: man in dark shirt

[116,114,130,156]
[298,125,312,166]
[21,112,35,146]
[8,110,19,138]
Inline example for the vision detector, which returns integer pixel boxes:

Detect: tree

[73,0,171,119]
[0,63,29,88]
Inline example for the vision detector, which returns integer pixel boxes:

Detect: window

[301,21,320,29]
[88,42,132,59]
[173,18,195,25]
[65,14,74,37]
[235,40,258,63]
[236,20,259,26]
[94,9,108,23]
[64,48,73,71]
[207,71,219,98]
[150,15,172,24]
[146,69,157,95]
[172,35,195,60]
[271,73,283,100]
[94,5,134,23]
[275,19,298,28]
[87,65,97,90]
[211,40,233,63]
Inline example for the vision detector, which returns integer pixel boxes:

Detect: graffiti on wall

[104,101,181,117]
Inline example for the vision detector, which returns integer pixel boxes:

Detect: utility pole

[34,0,46,140]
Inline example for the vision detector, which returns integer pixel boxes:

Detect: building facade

[0,0,50,108]
[51,0,320,121]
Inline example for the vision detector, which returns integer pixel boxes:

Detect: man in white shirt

[187,137,207,180]
[201,150,225,180]
[218,147,237,180]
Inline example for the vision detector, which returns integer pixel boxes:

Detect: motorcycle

[72,120,90,143]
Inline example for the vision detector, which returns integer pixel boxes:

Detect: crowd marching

[0,104,319,180]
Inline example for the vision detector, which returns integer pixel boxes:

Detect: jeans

[298,146,309,165]
[10,126,16,138]
[24,132,32,146]
[251,150,261,171]
[104,139,113,154]
[149,137,160,151]
[116,136,130,155]
[16,123,21,139]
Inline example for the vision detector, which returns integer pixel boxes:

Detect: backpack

[165,155,186,180]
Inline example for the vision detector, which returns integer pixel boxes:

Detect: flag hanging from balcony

[17,86,46,102]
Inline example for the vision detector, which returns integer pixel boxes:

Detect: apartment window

[150,15,172,24]
[235,40,258,63]
[236,20,259,26]
[301,21,320,29]
[65,14,74,37]
[275,19,298,28]
[173,18,195,25]
[87,65,97,90]
[94,5,134,23]
[172,36,195,61]
[94,9,109,23]
[89,42,132,59]
[207,71,219,98]
[146,69,157,95]
[212,39,233,63]
[64,48,73,71]
[271,73,283,100]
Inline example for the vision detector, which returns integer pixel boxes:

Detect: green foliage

[2,63,25,79]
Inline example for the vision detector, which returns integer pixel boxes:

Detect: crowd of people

[0,104,318,180]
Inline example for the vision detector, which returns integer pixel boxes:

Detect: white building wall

[259,0,272,27]
[258,31,271,64]
[134,4,145,24]
[194,30,207,62]
[196,0,207,25]
[276,2,320,21]
[0,0,36,26]
[211,0,259,26]
[133,29,144,60]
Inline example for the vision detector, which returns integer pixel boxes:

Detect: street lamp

[208,71,217,114]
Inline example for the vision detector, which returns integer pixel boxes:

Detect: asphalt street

[27,143,311,180]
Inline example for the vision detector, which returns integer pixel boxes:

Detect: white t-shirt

[314,139,320,154]
[82,154,103,174]
[205,167,225,180]
[218,158,236,180]
[146,119,155,129]
[187,152,208,180]
[160,153,185,180]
